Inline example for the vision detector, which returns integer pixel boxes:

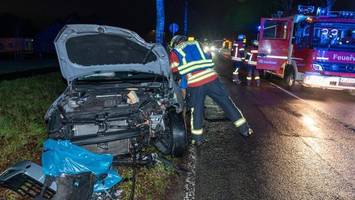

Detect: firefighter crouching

[169,35,253,146]
[245,40,260,87]
[231,34,247,84]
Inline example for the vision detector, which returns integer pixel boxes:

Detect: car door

[257,18,292,72]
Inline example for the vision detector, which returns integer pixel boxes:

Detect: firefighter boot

[191,135,207,146]
[255,70,261,87]
[247,79,251,86]
[233,69,241,84]
[256,79,261,87]
[239,123,253,137]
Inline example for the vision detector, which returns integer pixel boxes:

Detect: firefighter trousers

[187,79,248,136]
[232,61,244,82]
[247,65,260,86]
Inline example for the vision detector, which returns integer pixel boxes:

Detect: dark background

[1,0,354,41]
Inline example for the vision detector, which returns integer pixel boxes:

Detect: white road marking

[269,82,330,119]
[269,82,355,131]
[269,82,306,103]
[183,145,197,200]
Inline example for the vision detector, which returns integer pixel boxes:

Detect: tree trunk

[156,0,165,44]
[184,0,188,36]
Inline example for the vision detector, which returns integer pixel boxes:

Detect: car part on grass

[0,161,56,199]
[0,161,121,200]
[41,139,122,193]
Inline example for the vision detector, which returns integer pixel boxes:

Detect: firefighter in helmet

[231,34,247,84]
[169,35,253,146]
[246,40,260,87]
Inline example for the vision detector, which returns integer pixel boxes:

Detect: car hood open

[54,24,170,81]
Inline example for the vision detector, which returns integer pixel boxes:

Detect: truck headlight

[312,64,323,71]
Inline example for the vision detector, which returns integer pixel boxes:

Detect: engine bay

[47,81,176,156]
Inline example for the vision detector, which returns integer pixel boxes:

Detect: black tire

[262,70,272,80]
[154,109,187,157]
[284,66,295,89]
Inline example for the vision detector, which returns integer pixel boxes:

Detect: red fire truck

[257,9,355,91]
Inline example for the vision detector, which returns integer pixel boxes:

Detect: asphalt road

[191,55,355,200]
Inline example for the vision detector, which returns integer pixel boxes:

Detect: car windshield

[77,71,165,82]
[66,34,157,66]
[312,22,355,50]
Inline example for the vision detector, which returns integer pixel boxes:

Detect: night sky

[1,0,354,40]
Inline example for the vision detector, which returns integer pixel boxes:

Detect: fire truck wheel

[284,67,295,89]
[262,71,272,80]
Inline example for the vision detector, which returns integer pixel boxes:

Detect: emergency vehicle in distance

[256,6,355,92]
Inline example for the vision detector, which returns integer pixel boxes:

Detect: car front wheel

[154,108,187,157]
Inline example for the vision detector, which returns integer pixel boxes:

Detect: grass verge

[0,73,176,199]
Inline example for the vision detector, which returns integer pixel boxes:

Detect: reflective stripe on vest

[187,68,216,84]
[180,62,214,75]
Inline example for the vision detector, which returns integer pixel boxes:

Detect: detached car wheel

[154,109,187,157]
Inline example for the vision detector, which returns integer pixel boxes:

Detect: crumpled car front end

[45,24,186,158]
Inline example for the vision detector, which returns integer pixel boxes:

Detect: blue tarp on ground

[42,139,122,192]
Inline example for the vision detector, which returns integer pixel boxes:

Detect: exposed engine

[47,82,175,156]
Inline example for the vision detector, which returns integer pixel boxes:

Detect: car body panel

[55,24,171,81]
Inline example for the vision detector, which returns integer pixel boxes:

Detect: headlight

[312,64,323,71]
[203,46,210,52]
[210,46,216,51]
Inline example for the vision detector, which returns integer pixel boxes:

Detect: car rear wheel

[154,109,187,157]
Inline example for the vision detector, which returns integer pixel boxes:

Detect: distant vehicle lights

[203,45,216,53]
[210,45,216,51]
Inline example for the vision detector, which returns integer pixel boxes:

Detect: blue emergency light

[316,7,327,16]
[238,34,245,40]
[297,5,315,15]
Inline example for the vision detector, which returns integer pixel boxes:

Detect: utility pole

[184,0,188,36]
[156,0,165,44]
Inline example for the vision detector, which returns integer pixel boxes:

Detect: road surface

[186,55,355,200]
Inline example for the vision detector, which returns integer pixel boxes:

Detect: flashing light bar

[328,11,355,18]
[316,8,355,18]
[298,5,315,15]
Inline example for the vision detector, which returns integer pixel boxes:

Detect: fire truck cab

[257,9,355,91]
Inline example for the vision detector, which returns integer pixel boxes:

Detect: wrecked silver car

[45,24,187,158]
